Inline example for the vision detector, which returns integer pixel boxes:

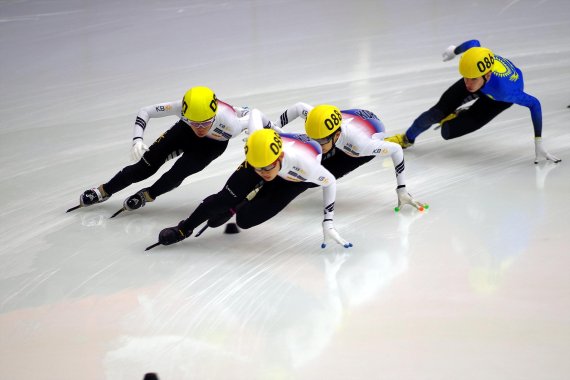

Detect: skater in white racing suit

[73,86,275,214]
[277,103,426,211]
[156,109,352,249]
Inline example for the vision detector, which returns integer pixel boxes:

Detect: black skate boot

[80,186,109,207]
[124,188,154,211]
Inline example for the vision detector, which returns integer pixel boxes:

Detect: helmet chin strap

[482,73,489,86]
[322,131,340,155]
[276,153,284,172]
[333,129,341,145]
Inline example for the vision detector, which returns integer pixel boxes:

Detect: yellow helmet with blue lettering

[459,47,495,79]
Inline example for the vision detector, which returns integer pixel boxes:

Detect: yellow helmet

[305,105,343,139]
[181,86,218,122]
[459,47,495,79]
[245,129,283,167]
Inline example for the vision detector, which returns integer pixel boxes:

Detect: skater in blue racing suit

[385,39,560,164]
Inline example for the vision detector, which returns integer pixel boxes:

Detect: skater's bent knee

[235,216,257,230]
[441,128,453,140]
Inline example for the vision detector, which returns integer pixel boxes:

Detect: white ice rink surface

[1,1,570,379]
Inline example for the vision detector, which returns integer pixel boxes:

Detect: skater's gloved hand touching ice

[396,186,427,211]
[321,220,353,249]
[534,137,561,164]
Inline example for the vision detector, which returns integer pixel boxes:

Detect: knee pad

[440,119,458,140]
[235,216,255,230]
[235,201,258,230]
